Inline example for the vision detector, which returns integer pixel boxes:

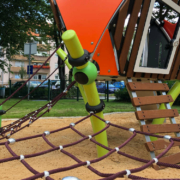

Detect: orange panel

[56,0,123,53]
[92,29,119,76]
[163,20,177,39]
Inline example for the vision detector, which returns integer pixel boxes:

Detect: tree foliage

[18,65,27,79]
[0,0,58,72]
[152,1,179,23]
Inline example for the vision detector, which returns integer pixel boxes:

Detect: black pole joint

[68,49,89,67]
[0,110,6,115]
[85,100,105,114]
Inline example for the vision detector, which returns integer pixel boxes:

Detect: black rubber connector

[68,49,89,67]
[0,110,6,115]
[85,100,105,114]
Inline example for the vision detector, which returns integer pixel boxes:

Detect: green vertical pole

[77,87,79,101]
[0,105,2,128]
[107,81,109,102]
[62,30,108,157]
[150,81,180,141]
[9,80,11,99]
[48,79,50,101]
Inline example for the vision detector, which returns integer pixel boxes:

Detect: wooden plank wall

[118,0,143,74]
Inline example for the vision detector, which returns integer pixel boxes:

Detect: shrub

[114,88,131,102]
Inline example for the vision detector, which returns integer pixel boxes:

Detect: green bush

[114,88,131,102]
[5,87,48,99]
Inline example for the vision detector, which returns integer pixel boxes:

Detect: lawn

[0,99,135,119]
[0,99,180,119]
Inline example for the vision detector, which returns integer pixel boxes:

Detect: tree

[18,65,27,79]
[0,0,53,72]
[152,1,179,23]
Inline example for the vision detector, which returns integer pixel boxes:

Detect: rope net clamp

[153,158,158,165]
[86,161,90,167]
[115,147,119,153]
[20,155,25,161]
[164,135,172,142]
[8,138,16,144]
[89,111,94,114]
[124,169,131,179]
[88,135,92,140]
[43,171,50,180]
[59,145,63,151]
[105,121,110,124]
[70,123,75,127]
[44,131,50,136]
[63,88,68,93]
[47,104,52,111]
[6,134,11,138]
[129,128,135,133]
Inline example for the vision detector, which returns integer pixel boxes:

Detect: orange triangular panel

[92,29,119,76]
[56,0,123,53]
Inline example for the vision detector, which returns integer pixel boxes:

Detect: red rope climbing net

[0,112,180,180]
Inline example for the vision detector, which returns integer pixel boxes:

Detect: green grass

[0,99,180,119]
[0,99,134,119]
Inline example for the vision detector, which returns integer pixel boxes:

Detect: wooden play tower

[50,0,180,169]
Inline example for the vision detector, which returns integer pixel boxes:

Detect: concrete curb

[2,112,134,121]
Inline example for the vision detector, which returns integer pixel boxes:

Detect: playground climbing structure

[49,0,180,170]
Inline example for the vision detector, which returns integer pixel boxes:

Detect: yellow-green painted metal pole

[151,81,180,141]
[62,30,108,157]
[56,48,72,70]
[56,48,88,103]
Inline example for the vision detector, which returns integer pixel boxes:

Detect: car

[39,80,58,89]
[54,80,61,89]
[12,81,41,88]
[113,81,125,89]
[96,83,118,94]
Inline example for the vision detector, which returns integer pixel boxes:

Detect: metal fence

[2,80,118,101]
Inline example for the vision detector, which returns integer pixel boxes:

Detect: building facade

[0,38,69,86]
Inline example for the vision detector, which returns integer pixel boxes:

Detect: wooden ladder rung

[153,152,180,170]
[135,109,179,120]
[141,124,180,134]
[132,95,173,106]
[145,138,180,151]
[127,82,169,91]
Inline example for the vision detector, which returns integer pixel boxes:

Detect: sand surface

[0,112,180,180]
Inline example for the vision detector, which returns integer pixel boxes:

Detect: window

[15,61,24,67]
[15,74,20,79]
[33,75,38,80]
[33,74,47,80]
[55,63,58,68]
[55,74,59,80]
[42,75,46,80]
[134,0,180,74]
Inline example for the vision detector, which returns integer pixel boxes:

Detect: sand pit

[0,112,180,180]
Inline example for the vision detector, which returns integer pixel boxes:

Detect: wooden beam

[114,0,130,50]
[127,82,169,91]
[49,0,62,31]
[141,124,180,134]
[135,109,179,120]
[132,95,173,106]
[145,138,180,151]
[127,0,151,77]
[153,152,180,170]
[119,0,143,74]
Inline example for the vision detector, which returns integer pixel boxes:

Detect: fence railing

[1,80,119,101]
